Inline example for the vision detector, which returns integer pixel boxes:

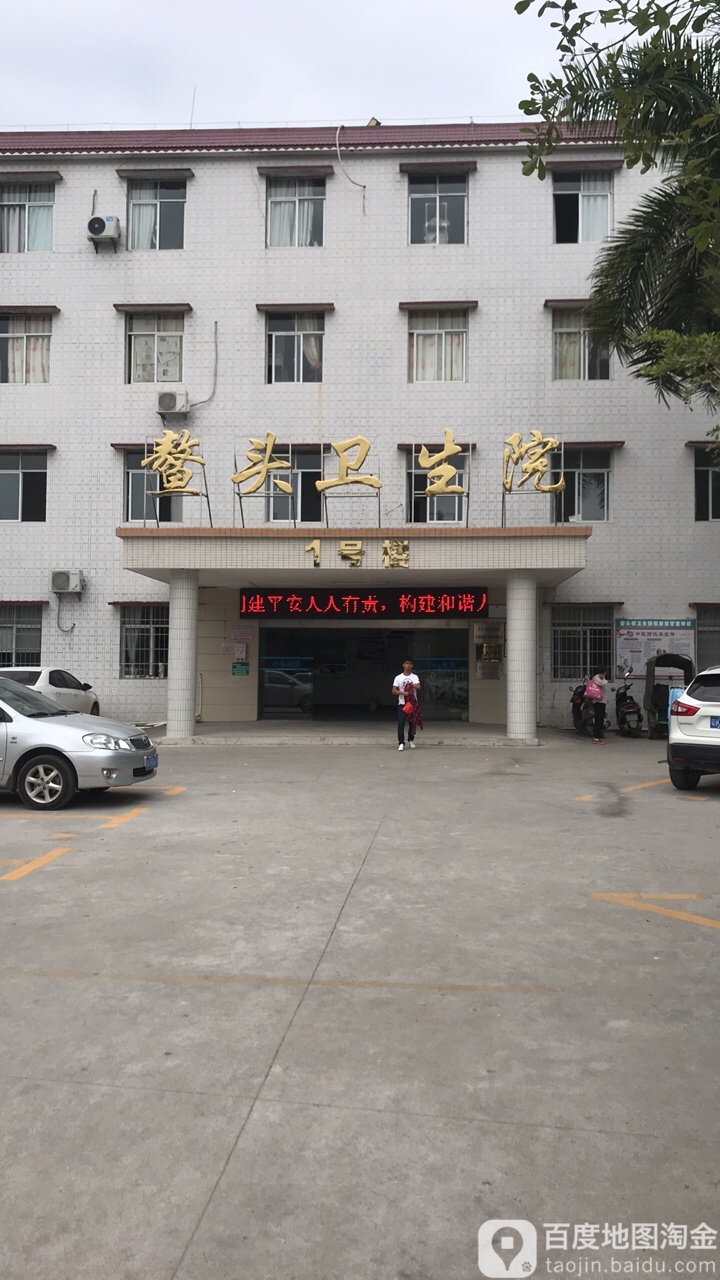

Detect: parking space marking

[591,891,720,931]
[574,778,670,801]
[1,846,74,882]
[101,806,148,829]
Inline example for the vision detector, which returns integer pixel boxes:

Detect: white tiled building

[0,122,717,739]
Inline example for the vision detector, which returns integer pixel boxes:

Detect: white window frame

[266,446,323,524]
[0,604,42,665]
[552,310,610,381]
[126,313,184,384]
[553,172,613,243]
[0,451,48,522]
[123,450,183,524]
[0,313,52,384]
[694,449,720,521]
[119,605,169,679]
[408,310,467,383]
[127,180,186,251]
[266,313,324,384]
[266,178,326,247]
[406,448,467,524]
[408,175,468,245]
[0,182,55,253]
[553,449,611,524]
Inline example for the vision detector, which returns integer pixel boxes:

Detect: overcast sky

[0,0,561,132]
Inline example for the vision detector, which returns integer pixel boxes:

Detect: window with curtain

[124,450,183,523]
[551,605,614,679]
[694,448,720,521]
[406,447,467,523]
[267,179,325,246]
[266,447,323,522]
[409,175,467,244]
[552,310,609,380]
[553,172,612,243]
[128,180,186,250]
[0,314,52,383]
[408,311,467,382]
[120,605,169,678]
[552,448,611,523]
[266,313,324,383]
[0,452,47,522]
[0,183,54,253]
[0,604,42,664]
[126,314,184,383]
[697,606,720,668]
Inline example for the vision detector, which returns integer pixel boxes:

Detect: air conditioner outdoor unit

[87,215,121,242]
[51,570,86,595]
[156,388,189,414]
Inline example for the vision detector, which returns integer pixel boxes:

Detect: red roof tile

[0,122,617,157]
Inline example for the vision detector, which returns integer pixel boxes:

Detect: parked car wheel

[668,766,701,791]
[17,753,76,811]
[90,703,100,716]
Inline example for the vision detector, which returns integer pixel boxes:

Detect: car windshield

[0,677,68,717]
[687,674,720,703]
[0,669,40,686]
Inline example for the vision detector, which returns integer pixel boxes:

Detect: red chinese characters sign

[239,589,489,619]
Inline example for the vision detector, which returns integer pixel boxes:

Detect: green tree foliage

[516,0,720,410]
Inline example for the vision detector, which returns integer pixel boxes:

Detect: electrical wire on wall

[335,125,367,214]
[191,321,219,407]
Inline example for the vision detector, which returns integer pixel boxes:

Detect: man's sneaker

[408,741,416,749]
[397,743,404,751]
[592,738,606,745]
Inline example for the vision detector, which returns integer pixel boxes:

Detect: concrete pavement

[0,735,718,1279]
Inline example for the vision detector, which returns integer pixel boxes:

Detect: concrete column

[166,571,199,739]
[506,573,538,743]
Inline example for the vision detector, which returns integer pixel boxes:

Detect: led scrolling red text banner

[238,589,489,619]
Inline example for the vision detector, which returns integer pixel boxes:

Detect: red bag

[402,699,414,717]
[584,679,603,701]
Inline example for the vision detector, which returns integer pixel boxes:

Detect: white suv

[667,665,720,789]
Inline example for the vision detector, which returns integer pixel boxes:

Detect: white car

[667,665,720,789]
[0,667,100,716]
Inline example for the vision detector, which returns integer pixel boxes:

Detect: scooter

[613,674,643,737]
[569,681,605,737]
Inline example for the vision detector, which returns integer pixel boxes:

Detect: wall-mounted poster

[615,619,695,677]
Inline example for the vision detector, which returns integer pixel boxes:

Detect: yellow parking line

[101,807,148,829]
[1,846,74,882]
[591,892,720,931]
[574,778,670,802]
[0,859,27,866]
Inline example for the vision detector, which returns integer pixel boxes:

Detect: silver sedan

[0,676,158,811]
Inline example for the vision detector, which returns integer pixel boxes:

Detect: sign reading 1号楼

[239,588,489,620]
[615,619,696,677]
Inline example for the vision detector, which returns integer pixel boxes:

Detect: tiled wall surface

[0,140,716,724]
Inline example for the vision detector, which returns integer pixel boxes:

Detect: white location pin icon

[491,1227,524,1272]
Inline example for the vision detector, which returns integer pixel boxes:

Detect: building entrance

[259,627,469,720]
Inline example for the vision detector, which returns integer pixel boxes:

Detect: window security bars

[120,605,169,678]
[128,180,186,250]
[551,605,614,679]
[0,314,51,384]
[697,605,720,669]
[0,605,42,665]
[408,311,466,382]
[409,175,467,244]
[0,183,54,253]
[267,179,325,247]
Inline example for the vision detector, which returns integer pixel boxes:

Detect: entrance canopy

[117,525,591,588]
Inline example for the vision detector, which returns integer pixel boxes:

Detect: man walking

[392,658,421,751]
